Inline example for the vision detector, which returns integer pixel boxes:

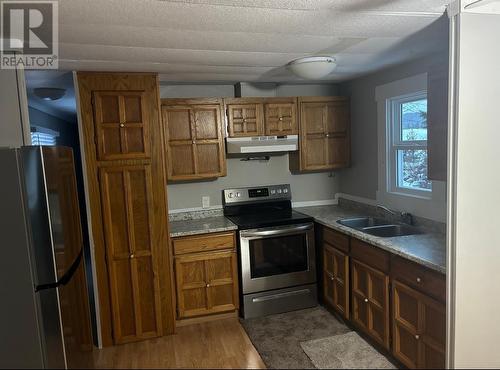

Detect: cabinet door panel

[323,244,349,319]
[304,136,327,169]
[206,251,239,313]
[196,144,221,174]
[165,107,193,141]
[169,145,195,176]
[93,91,149,160]
[227,104,262,137]
[100,165,161,343]
[113,259,136,340]
[327,136,349,167]
[194,106,220,140]
[303,103,326,134]
[175,257,208,318]
[326,102,349,133]
[265,103,297,135]
[351,259,390,349]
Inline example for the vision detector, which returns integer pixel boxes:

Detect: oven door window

[249,233,308,278]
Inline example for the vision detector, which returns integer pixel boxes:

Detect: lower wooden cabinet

[351,258,391,349]
[323,244,349,319]
[392,280,446,369]
[173,232,239,320]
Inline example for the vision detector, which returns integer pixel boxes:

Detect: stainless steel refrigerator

[0,146,93,369]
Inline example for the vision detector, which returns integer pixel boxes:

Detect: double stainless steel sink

[337,217,422,238]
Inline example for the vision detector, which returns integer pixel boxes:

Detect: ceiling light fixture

[288,56,337,80]
[33,87,66,101]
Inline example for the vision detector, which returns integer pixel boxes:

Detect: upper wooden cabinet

[162,98,226,181]
[289,96,350,172]
[93,91,150,160]
[264,99,298,136]
[224,97,297,137]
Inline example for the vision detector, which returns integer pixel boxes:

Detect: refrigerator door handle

[35,248,83,292]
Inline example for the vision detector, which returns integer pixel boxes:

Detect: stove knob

[236,192,241,197]
[228,193,234,198]
[270,189,276,195]
[277,189,282,194]
[283,188,288,194]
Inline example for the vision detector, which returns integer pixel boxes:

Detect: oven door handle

[240,223,313,238]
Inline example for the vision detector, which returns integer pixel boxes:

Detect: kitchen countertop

[169,215,238,238]
[295,205,446,274]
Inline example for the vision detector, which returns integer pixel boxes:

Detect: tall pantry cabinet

[77,73,174,346]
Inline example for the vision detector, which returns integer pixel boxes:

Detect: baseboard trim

[334,192,378,206]
[175,311,238,327]
[292,199,338,208]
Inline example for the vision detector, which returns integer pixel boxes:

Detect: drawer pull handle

[206,284,210,288]
[415,335,420,340]
[119,123,125,128]
[364,298,368,303]
[416,277,422,283]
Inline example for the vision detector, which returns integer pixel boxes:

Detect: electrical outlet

[202,196,210,209]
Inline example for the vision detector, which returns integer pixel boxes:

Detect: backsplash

[168,208,224,222]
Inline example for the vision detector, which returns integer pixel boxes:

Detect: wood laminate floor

[91,318,266,369]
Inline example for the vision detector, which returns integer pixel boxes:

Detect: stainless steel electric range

[223,184,318,319]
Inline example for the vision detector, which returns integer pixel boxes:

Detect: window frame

[387,90,432,198]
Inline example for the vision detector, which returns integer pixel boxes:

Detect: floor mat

[300,331,396,369]
[240,306,351,369]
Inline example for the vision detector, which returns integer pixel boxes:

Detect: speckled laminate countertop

[295,205,446,274]
[169,215,237,238]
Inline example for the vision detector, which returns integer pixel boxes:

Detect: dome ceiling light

[33,87,66,101]
[287,56,337,80]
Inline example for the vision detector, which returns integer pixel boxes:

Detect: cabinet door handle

[416,277,422,283]
[415,334,420,340]
[325,133,330,138]
[279,117,283,121]
[119,123,125,128]
[206,284,210,288]
[364,298,369,303]
[330,276,334,281]
[130,254,135,259]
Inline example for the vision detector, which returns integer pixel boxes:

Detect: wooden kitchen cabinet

[321,226,350,319]
[224,97,298,137]
[351,258,390,349]
[289,96,350,172]
[162,98,226,181]
[93,91,150,161]
[225,98,264,137]
[323,244,349,319]
[392,281,446,369]
[173,232,239,320]
[264,98,298,135]
[99,164,162,344]
[77,73,174,346]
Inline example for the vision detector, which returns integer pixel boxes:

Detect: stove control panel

[223,184,291,204]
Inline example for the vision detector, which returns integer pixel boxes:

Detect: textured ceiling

[56,0,450,82]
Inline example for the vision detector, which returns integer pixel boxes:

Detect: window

[387,92,431,196]
[31,127,59,146]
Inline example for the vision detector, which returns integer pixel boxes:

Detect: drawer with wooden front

[172,232,235,255]
[391,255,446,302]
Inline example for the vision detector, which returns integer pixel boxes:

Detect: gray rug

[240,307,351,369]
[300,331,396,369]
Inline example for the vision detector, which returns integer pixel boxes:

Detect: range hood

[226,135,298,154]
